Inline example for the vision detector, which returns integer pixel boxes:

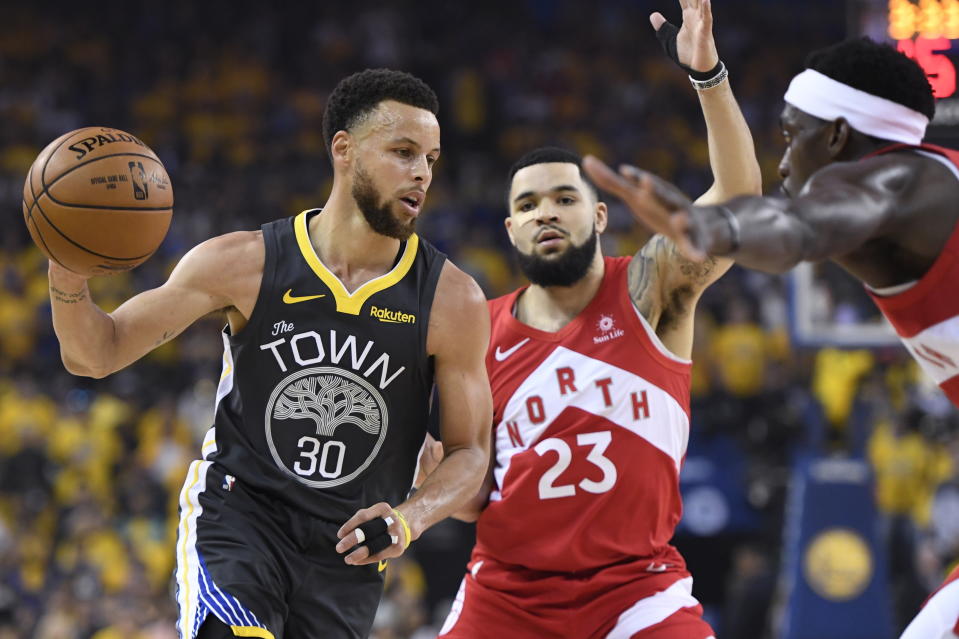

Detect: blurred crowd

[1,0,958,637]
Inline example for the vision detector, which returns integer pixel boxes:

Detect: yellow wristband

[392,508,412,550]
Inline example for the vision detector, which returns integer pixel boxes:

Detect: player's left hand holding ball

[336,502,413,566]
[24,126,173,277]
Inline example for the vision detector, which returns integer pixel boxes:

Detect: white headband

[784,69,929,145]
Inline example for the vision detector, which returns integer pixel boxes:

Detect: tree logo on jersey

[273,375,381,437]
[264,367,388,489]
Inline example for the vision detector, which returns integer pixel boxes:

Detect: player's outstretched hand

[336,502,412,566]
[651,0,718,74]
[582,155,706,261]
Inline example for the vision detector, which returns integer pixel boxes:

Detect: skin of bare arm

[335,261,493,565]
[447,434,495,523]
[413,431,494,523]
[625,0,761,360]
[49,231,264,378]
[686,154,927,272]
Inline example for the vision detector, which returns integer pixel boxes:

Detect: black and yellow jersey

[202,209,446,522]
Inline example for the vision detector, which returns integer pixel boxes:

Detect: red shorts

[437,557,715,639]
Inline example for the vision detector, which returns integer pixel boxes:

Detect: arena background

[1,1,957,637]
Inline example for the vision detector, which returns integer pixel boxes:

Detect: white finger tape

[384,516,395,527]
[355,528,366,544]
[391,535,399,545]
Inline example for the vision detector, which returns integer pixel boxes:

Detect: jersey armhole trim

[627,298,693,366]
[419,251,452,359]
[294,210,419,315]
[614,258,692,369]
[229,228,276,341]
[914,149,959,181]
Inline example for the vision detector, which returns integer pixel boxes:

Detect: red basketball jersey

[899,564,959,638]
[473,256,692,575]
[866,144,959,407]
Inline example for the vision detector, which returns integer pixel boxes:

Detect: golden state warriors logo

[803,528,873,601]
[264,367,388,488]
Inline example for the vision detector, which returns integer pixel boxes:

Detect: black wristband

[717,206,741,254]
[654,20,722,81]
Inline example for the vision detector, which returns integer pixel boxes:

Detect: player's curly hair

[805,37,935,120]
[322,68,439,159]
[507,147,598,200]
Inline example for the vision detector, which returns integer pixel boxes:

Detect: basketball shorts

[438,557,715,639]
[175,460,385,639]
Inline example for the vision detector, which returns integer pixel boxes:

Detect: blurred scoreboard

[852,0,959,142]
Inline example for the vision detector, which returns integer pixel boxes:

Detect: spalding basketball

[22,126,173,276]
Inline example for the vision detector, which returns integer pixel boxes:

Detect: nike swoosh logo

[647,562,669,573]
[494,338,530,361]
[378,560,388,572]
[283,289,326,304]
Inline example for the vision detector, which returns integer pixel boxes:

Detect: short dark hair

[322,68,439,159]
[805,38,935,120]
[507,147,598,200]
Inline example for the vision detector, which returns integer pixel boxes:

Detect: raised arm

[49,231,263,378]
[612,0,761,358]
[649,0,761,204]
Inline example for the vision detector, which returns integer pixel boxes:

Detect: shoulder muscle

[165,230,265,317]
[427,262,489,359]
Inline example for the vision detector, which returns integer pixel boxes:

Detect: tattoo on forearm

[673,243,719,285]
[50,286,88,305]
[629,235,721,332]
[154,330,173,347]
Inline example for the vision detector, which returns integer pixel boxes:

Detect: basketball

[21,126,174,276]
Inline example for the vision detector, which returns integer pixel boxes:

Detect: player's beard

[351,162,416,241]
[516,227,597,288]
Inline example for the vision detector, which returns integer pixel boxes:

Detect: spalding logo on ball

[22,126,174,276]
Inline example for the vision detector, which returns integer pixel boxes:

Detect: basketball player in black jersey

[47,69,493,639]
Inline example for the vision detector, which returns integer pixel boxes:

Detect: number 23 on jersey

[534,431,617,500]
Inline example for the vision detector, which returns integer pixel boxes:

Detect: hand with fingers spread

[651,0,719,76]
[336,502,412,566]
[582,156,709,261]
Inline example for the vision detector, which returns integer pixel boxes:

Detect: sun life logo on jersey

[593,314,625,344]
[264,366,388,488]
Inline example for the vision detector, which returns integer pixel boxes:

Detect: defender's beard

[351,163,416,241]
[516,228,597,288]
